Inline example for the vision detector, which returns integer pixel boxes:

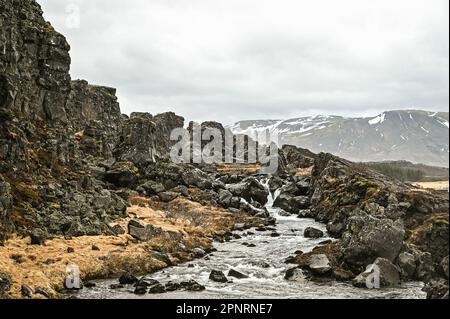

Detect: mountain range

[228,110,449,167]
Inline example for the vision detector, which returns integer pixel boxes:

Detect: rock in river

[228,269,249,279]
[209,270,228,283]
[304,227,324,239]
[308,254,332,275]
[353,258,401,288]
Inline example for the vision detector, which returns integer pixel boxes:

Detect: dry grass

[216,163,262,175]
[413,181,449,191]
[289,166,313,176]
[0,196,263,299]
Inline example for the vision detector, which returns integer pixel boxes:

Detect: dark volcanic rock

[273,195,309,214]
[0,272,12,295]
[227,177,269,206]
[21,284,34,298]
[304,227,324,239]
[104,161,138,187]
[30,229,47,246]
[342,212,405,266]
[119,273,138,285]
[353,258,401,288]
[209,270,228,283]
[308,254,332,275]
[228,269,249,279]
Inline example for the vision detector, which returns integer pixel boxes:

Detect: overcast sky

[39,0,449,124]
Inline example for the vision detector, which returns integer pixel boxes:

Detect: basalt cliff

[0,0,448,299]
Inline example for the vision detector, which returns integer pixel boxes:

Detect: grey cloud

[39,0,449,124]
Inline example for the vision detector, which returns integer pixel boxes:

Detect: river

[74,179,426,299]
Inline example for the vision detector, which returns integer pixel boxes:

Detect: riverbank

[0,196,266,299]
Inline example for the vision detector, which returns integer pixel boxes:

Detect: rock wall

[0,0,187,243]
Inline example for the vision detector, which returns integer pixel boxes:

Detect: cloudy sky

[39,0,449,124]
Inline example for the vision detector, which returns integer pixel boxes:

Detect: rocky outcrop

[279,145,448,297]
[116,112,184,165]
[342,212,405,266]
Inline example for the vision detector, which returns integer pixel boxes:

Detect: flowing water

[74,180,426,299]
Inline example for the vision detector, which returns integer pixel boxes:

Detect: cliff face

[0,0,184,243]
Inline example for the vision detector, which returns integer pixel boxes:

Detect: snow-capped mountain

[228,110,449,167]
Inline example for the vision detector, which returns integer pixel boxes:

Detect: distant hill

[228,110,449,167]
[363,161,449,182]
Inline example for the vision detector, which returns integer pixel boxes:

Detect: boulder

[148,283,166,294]
[104,161,138,187]
[140,181,166,195]
[170,185,189,197]
[127,219,147,241]
[0,272,12,295]
[423,279,449,299]
[119,273,139,285]
[308,254,332,275]
[353,258,401,288]
[227,177,269,206]
[304,227,324,239]
[30,229,47,245]
[228,269,249,279]
[180,280,206,291]
[158,192,178,203]
[218,189,233,208]
[21,285,33,298]
[397,252,417,279]
[182,168,213,190]
[273,195,309,214]
[112,224,126,235]
[284,268,311,283]
[193,248,206,258]
[209,270,228,283]
[343,213,405,266]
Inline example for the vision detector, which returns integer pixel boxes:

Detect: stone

[228,269,249,279]
[119,273,138,285]
[209,270,228,283]
[104,161,138,187]
[35,287,51,299]
[273,195,309,213]
[148,283,166,294]
[227,177,269,206]
[92,245,100,251]
[67,247,75,253]
[353,258,401,288]
[21,284,34,298]
[158,192,178,203]
[181,280,206,291]
[343,213,405,266]
[397,252,416,279]
[0,272,12,295]
[193,248,206,258]
[218,189,233,208]
[127,219,147,241]
[134,286,147,295]
[308,254,332,275]
[284,268,310,283]
[30,229,47,245]
[112,224,126,235]
[423,279,449,299]
[304,227,324,239]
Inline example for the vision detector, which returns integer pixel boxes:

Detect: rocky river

[73,181,426,299]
